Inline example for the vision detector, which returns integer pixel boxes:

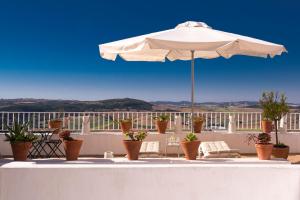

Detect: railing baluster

[1,111,300,133]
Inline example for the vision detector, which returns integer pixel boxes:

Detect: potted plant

[48,112,64,129]
[63,134,83,161]
[181,133,201,160]
[48,118,63,129]
[260,92,290,159]
[247,133,273,160]
[193,116,204,133]
[123,130,147,160]
[153,114,169,134]
[115,118,132,133]
[4,122,37,161]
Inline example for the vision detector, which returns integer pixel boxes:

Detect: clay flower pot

[156,120,168,134]
[123,140,142,160]
[272,146,289,159]
[193,121,204,133]
[255,143,273,160]
[64,140,83,161]
[120,121,132,133]
[261,120,272,133]
[48,120,63,129]
[10,142,32,161]
[181,140,201,160]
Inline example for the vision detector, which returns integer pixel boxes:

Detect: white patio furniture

[140,141,160,157]
[165,134,180,157]
[199,141,240,158]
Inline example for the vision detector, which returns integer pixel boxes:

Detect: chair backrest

[200,141,231,153]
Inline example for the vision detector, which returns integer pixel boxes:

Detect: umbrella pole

[191,50,195,132]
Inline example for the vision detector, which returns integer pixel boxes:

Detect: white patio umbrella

[99,21,287,130]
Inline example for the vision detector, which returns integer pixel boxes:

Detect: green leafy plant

[247,133,271,145]
[4,122,37,143]
[124,130,147,141]
[260,91,289,145]
[184,133,198,142]
[153,114,170,122]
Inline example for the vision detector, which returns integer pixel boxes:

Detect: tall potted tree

[123,130,147,160]
[181,133,201,160]
[153,114,169,134]
[247,133,273,160]
[260,92,290,159]
[4,122,37,161]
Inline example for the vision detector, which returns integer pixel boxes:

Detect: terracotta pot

[48,120,63,129]
[156,120,168,134]
[64,140,83,161]
[261,120,272,133]
[181,140,201,160]
[10,142,32,161]
[123,140,142,160]
[272,146,289,159]
[193,121,204,133]
[120,121,132,133]
[255,143,273,160]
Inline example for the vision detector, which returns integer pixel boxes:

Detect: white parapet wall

[1,132,300,156]
[1,158,300,200]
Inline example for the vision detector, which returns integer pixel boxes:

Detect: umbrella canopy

[99,21,287,131]
[100,21,286,61]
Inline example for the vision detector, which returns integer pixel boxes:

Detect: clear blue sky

[0,0,299,103]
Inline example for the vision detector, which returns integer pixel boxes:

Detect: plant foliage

[124,130,147,141]
[4,122,37,143]
[184,133,198,142]
[153,114,170,122]
[63,135,75,141]
[260,91,289,145]
[247,133,271,145]
[114,118,132,124]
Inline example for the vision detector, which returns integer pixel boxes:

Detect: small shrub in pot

[63,135,83,161]
[181,133,201,160]
[193,116,204,133]
[123,130,147,160]
[4,122,37,161]
[153,115,169,134]
[247,133,273,160]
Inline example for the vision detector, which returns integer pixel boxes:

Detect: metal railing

[0,111,300,132]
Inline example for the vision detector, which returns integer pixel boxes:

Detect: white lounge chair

[140,141,160,157]
[199,141,240,158]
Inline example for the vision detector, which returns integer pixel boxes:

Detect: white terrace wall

[1,161,300,200]
[1,132,300,156]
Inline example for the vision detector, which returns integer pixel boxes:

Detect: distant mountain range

[0,98,153,112]
[151,100,300,108]
[151,100,259,107]
[0,98,299,112]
